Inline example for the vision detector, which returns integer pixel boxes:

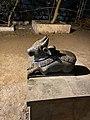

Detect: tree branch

[8,0,19,27]
[51,0,62,24]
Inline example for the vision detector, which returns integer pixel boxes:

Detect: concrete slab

[0,26,14,31]
[32,20,71,34]
[27,77,73,102]
[27,75,90,102]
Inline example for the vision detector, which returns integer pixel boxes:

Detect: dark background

[0,0,90,23]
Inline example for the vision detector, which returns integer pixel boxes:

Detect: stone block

[32,20,71,34]
[0,26,14,31]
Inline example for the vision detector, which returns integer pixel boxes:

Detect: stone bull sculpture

[27,36,76,78]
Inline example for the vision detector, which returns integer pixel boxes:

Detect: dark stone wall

[27,96,90,120]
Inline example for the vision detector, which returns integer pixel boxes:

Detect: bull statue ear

[48,45,56,50]
[43,47,51,55]
[41,37,49,47]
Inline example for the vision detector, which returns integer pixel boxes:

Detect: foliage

[0,0,16,13]
[0,0,19,23]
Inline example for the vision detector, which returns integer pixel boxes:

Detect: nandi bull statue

[27,36,76,78]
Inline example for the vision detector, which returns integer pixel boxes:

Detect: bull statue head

[27,36,52,60]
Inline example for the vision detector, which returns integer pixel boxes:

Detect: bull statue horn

[41,37,49,47]
[39,36,47,43]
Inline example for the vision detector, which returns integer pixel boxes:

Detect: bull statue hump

[27,36,77,78]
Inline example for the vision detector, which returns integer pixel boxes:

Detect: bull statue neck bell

[27,36,77,78]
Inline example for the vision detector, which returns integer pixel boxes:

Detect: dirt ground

[0,25,90,120]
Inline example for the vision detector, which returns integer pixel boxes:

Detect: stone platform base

[32,20,71,34]
[27,62,90,120]
[0,26,14,31]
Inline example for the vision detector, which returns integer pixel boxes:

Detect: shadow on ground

[70,28,76,33]
[72,65,90,76]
